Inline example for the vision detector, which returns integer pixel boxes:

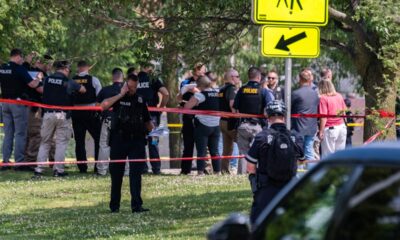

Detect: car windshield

[334,166,400,240]
[262,165,353,240]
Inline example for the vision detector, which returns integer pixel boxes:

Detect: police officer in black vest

[135,63,169,174]
[0,48,43,171]
[184,76,221,175]
[34,61,86,177]
[233,67,274,175]
[101,74,154,213]
[72,60,102,173]
[245,100,304,223]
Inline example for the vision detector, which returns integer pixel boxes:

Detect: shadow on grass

[0,189,251,239]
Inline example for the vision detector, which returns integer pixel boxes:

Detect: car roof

[323,141,400,164]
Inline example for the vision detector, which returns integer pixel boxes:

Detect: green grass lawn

[0,169,251,240]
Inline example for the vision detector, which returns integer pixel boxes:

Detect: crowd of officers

[0,48,350,214]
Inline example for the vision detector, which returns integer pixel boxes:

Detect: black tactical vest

[196,89,220,111]
[237,82,263,115]
[112,94,146,139]
[0,62,29,99]
[72,74,96,104]
[136,71,153,103]
[42,73,71,106]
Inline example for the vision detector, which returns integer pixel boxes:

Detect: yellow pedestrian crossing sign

[252,0,329,26]
[260,26,320,58]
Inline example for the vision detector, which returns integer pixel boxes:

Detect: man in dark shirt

[0,48,42,171]
[219,69,241,174]
[266,70,284,101]
[96,68,124,176]
[101,74,154,213]
[291,69,319,163]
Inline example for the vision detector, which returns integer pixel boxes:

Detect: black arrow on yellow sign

[275,32,307,51]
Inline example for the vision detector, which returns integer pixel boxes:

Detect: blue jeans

[217,135,239,168]
[304,135,315,160]
[2,103,29,163]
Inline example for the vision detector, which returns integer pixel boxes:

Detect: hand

[318,130,324,140]
[191,87,200,93]
[36,72,44,80]
[120,82,128,96]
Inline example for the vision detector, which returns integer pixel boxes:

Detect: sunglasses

[268,77,277,80]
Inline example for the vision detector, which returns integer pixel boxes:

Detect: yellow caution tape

[168,123,183,128]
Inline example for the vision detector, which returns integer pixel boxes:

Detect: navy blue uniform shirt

[97,82,124,118]
[233,80,274,114]
[0,61,33,99]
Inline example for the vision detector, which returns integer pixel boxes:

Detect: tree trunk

[361,58,397,141]
[162,51,182,168]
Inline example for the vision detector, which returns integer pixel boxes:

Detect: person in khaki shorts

[219,69,241,174]
[33,61,86,178]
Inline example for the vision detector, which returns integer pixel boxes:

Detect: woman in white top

[185,76,221,175]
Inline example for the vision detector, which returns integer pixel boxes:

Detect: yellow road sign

[260,26,320,58]
[252,0,329,26]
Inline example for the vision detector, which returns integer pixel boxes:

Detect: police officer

[245,100,304,223]
[184,76,221,175]
[178,62,206,174]
[136,63,169,174]
[101,74,154,213]
[0,48,43,171]
[72,60,102,173]
[233,67,274,174]
[33,61,86,178]
[23,53,55,166]
[265,70,284,101]
[96,68,125,176]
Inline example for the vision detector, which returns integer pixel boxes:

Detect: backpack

[260,128,297,182]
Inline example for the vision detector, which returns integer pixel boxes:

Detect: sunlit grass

[0,169,251,240]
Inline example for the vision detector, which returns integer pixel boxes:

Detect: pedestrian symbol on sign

[277,0,303,13]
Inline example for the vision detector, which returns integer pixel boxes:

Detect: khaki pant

[220,120,236,174]
[35,112,72,173]
[97,118,111,175]
[25,108,55,163]
[236,122,262,174]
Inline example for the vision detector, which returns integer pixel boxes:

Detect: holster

[249,174,258,193]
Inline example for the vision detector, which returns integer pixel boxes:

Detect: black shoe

[53,171,68,177]
[14,166,35,172]
[132,207,150,213]
[94,172,107,177]
[31,171,43,180]
[152,170,161,175]
[0,166,11,171]
[79,169,88,174]
[110,209,119,213]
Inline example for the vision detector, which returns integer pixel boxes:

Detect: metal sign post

[284,58,292,130]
